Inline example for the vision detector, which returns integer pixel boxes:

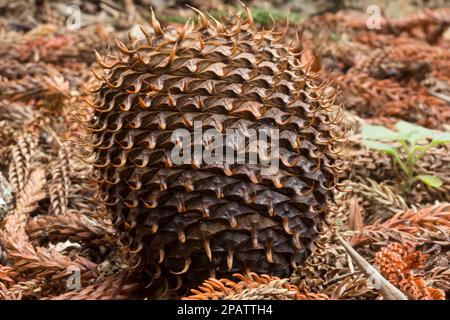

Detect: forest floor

[0,0,449,300]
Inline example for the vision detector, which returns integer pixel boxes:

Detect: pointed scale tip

[203,238,212,262]
[237,0,254,28]
[115,39,134,55]
[186,5,209,28]
[150,7,163,35]
[94,50,110,69]
[227,249,234,271]
[177,18,194,42]
[310,50,323,73]
[169,257,191,275]
[139,25,152,45]
[290,31,304,55]
[206,12,225,33]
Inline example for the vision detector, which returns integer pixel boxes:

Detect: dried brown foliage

[375,243,445,300]
[25,211,115,246]
[336,8,450,38]
[0,3,448,300]
[184,273,330,300]
[351,178,409,223]
[7,134,38,192]
[351,203,450,246]
[43,272,142,300]
[49,146,70,215]
[303,8,450,130]
[0,5,140,299]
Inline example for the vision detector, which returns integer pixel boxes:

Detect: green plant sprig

[362,121,450,193]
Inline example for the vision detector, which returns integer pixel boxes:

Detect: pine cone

[84,8,347,289]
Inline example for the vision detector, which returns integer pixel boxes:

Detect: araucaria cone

[82,6,348,291]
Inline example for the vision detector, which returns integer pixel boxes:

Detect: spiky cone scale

[83,10,347,291]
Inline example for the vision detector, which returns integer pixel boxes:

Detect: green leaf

[416,175,442,188]
[362,125,399,141]
[431,132,450,144]
[395,121,433,143]
[362,140,397,154]
[395,121,430,135]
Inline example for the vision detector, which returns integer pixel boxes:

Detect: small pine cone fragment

[375,243,445,300]
[85,10,347,288]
